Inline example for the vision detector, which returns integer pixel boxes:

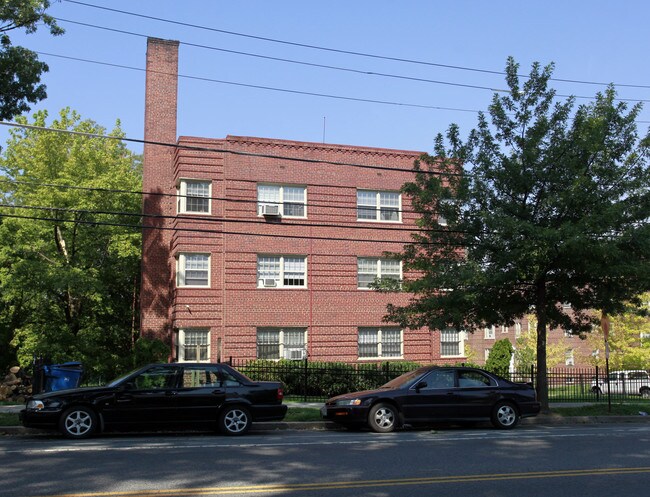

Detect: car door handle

[212,389,225,395]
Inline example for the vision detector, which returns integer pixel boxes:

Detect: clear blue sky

[2,0,650,155]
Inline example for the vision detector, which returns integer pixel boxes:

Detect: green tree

[386,58,650,411]
[513,316,572,370]
[484,338,513,377]
[0,1,63,120]
[0,108,161,379]
[585,293,650,369]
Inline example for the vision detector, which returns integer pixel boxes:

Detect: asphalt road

[1,423,649,497]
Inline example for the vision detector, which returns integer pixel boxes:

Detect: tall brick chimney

[140,38,179,343]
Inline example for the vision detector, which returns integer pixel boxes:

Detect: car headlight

[27,400,45,410]
[335,399,363,406]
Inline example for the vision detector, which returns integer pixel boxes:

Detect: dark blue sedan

[321,366,540,431]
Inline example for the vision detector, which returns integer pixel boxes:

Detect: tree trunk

[535,278,550,413]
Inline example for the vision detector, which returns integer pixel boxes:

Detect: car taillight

[277,387,284,401]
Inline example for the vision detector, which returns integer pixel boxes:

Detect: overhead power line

[62,0,650,90]
[52,18,650,104]
[0,210,460,247]
[0,120,463,178]
[36,48,484,112]
[0,202,454,235]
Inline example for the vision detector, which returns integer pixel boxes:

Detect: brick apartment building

[140,38,595,367]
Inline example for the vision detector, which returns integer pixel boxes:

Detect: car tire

[491,401,519,429]
[368,403,398,433]
[59,406,98,439]
[218,405,252,435]
[641,388,650,399]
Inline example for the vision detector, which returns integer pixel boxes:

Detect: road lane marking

[31,467,650,497]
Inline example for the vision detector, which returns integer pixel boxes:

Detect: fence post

[303,356,309,402]
[595,365,599,400]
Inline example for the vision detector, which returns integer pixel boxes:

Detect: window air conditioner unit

[261,204,281,217]
[285,349,306,360]
[262,278,277,287]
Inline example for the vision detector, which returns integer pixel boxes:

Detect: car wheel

[219,406,252,435]
[368,403,398,433]
[491,401,519,429]
[59,406,97,439]
[641,388,650,399]
[591,386,602,395]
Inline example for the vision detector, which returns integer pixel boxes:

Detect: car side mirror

[415,381,427,392]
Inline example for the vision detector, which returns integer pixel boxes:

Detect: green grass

[284,407,322,422]
[0,413,18,426]
[551,403,650,417]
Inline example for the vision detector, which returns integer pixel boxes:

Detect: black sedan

[321,366,540,431]
[20,362,287,438]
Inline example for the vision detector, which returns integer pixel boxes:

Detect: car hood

[31,385,116,400]
[327,387,392,403]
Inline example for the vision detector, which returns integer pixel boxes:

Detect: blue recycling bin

[43,362,84,392]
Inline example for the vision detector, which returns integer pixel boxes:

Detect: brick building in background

[140,37,595,367]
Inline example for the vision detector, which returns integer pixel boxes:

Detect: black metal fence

[229,359,650,403]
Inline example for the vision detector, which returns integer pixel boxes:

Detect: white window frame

[177,253,211,287]
[256,328,307,360]
[484,326,496,339]
[515,322,522,337]
[357,257,402,289]
[177,328,210,362]
[440,328,465,358]
[178,179,211,214]
[356,190,402,223]
[358,327,403,359]
[257,184,307,218]
[565,349,575,366]
[257,255,307,288]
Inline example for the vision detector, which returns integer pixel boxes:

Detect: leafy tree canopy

[386,57,650,410]
[0,108,150,379]
[585,293,650,370]
[484,338,513,377]
[0,0,63,120]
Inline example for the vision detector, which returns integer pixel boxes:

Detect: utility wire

[62,0,650,90]
[0,211,461,247]
[0,120,463,178]
[0,202,460,235]
[52,17,650,104]
[36,49,483,113]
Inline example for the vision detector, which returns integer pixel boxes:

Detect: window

[358,327,402,359]
[257,184,306,217]
[257,255,306,288]
[178,179,211,214]
[357,257,401,288]
[177,253,210,287]
[484,326,495,339]
[458,370,495,387]
[357,190,401,222]
[515,322,522,337]
[256,328,307,360]
[501,325,508,334]
[132,365,179,390]
[177,329,210,362]
[440,328,463,357]
[419,369,455,389]
[565,349,575,367]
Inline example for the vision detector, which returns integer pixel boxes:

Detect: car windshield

[106,367,142,387]
[381,368,430,389]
